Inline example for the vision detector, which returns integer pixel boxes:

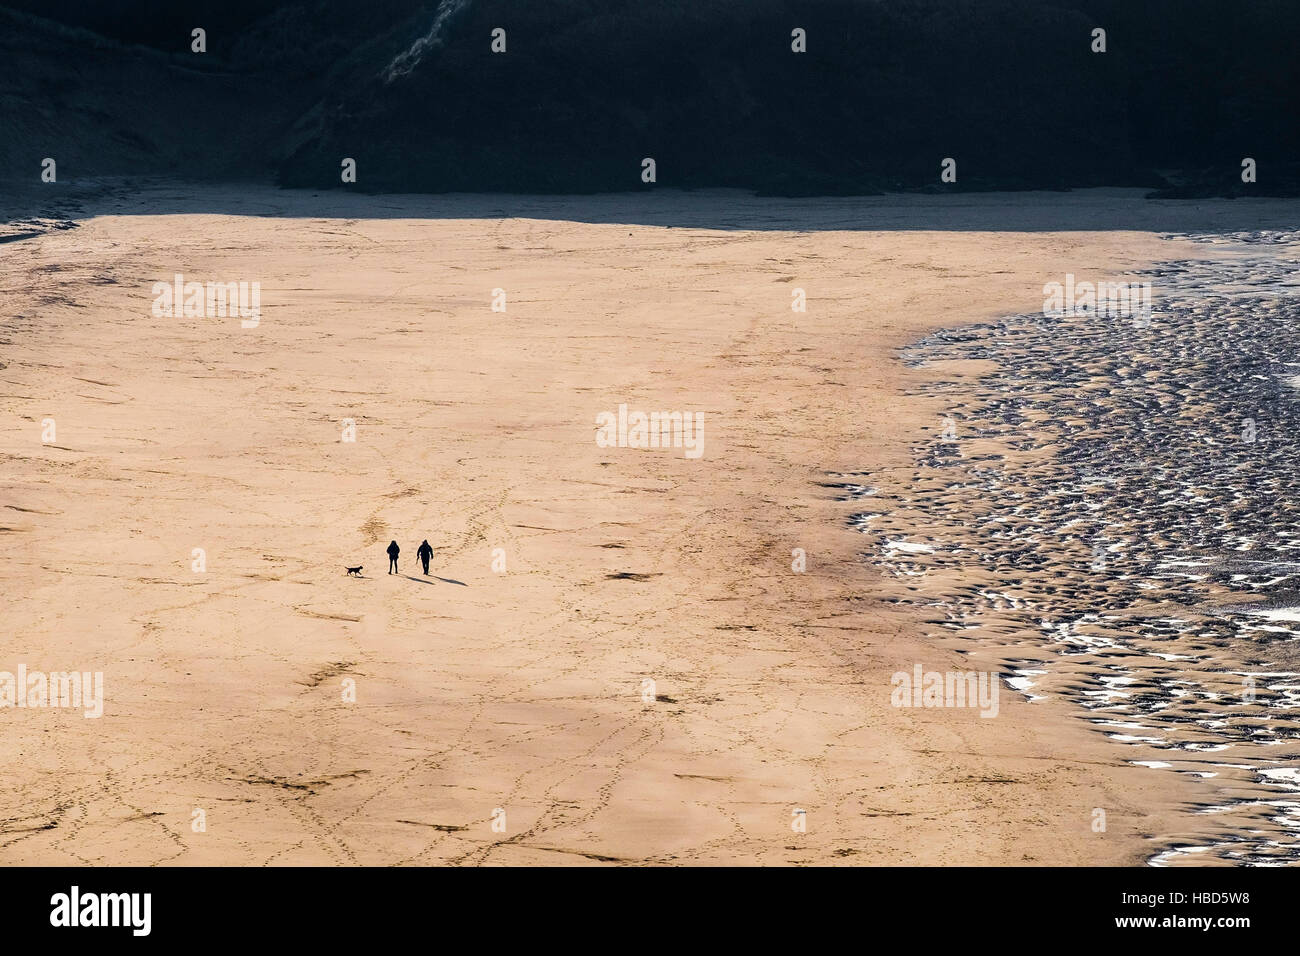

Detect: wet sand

[1,183,1296,865]
[872,237,1300,865]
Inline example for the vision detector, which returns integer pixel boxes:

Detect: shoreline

[2,184,1297,864]
[880,235,1300,865]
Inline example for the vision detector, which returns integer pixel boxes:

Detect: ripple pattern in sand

[854,234,1300,865]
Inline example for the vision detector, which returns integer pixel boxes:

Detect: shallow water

[854,232,1300,865]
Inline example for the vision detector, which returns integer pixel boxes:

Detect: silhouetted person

[417,539,432,575]
[387,540,400,574]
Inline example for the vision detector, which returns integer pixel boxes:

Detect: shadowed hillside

[1,0,1297,196]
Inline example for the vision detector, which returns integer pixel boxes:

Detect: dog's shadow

[404,574,468,587]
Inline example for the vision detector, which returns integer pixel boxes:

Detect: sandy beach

[3,183,1298,865]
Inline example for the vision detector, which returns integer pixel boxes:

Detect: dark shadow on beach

[404,574,467,587]
[3,178,1299,237]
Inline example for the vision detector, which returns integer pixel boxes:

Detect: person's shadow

[404,574,467,587]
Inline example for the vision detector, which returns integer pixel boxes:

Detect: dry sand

[2,184,1296,865]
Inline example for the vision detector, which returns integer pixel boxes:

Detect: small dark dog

[345,566,363,576]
